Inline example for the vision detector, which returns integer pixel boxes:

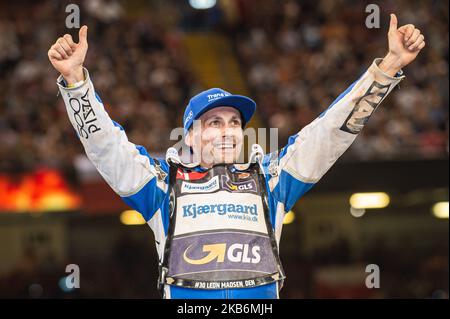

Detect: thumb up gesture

[48,25,89,85]
[379,14,425,76]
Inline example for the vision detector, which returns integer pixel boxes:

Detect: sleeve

[57,68,169,222]
[264,58,405,212]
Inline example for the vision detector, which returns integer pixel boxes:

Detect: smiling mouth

[213,142,236,150]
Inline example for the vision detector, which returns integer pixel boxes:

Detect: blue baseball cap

[183,88,256,135]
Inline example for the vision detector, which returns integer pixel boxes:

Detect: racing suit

[57,58,404,299]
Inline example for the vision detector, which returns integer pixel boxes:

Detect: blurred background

[0,0,448,298]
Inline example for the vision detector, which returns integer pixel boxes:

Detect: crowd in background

[0,0,194,176]
[231,0,448,160]
[0,0,448,176]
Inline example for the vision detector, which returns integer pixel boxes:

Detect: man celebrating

[48,14,425,299]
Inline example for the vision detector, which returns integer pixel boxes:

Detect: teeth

[214,143,234,149]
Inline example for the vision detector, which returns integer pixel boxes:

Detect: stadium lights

[349,192,390,209]
[120,210,146,225]
[283,211,295,225]
[350,206,366,218]
[189,0,217,10]
[432,202,449,219]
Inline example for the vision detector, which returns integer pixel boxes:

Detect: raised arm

[48,26,168,222]
[264,14,425,212]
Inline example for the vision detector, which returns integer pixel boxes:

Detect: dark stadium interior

[0,0,448,298]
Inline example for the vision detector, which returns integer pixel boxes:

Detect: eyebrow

[204,115,222,122]
[204,115,241,122]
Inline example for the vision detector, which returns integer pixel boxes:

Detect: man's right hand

[48,25,89,85]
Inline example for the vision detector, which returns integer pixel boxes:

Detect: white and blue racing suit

[57,58,404,299]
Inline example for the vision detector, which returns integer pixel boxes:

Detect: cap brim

[194,95,256,126]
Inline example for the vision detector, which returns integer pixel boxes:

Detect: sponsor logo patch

[68,88,101,139]
[207,92,231,102]
[341,81,391,134]
[237,172,251,180]
[184,110,193,127]
[182,203,257,219]
[183,243,261,265]
[168,232,279,278]
[221,175,257,193]
[181,176,219,194]
[174,192,265,235]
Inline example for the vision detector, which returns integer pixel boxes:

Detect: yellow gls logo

[227,182,238,191]
[183,244,226,265]
[183,243,261,265]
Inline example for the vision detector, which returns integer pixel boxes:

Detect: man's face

[186,106,244,167]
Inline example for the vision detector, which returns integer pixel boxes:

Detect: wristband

[66,69,86,88]
[67,79,85,89]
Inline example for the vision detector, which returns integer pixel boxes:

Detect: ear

[184,131,192,147]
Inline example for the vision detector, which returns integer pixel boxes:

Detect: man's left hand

[379,13,425,76]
